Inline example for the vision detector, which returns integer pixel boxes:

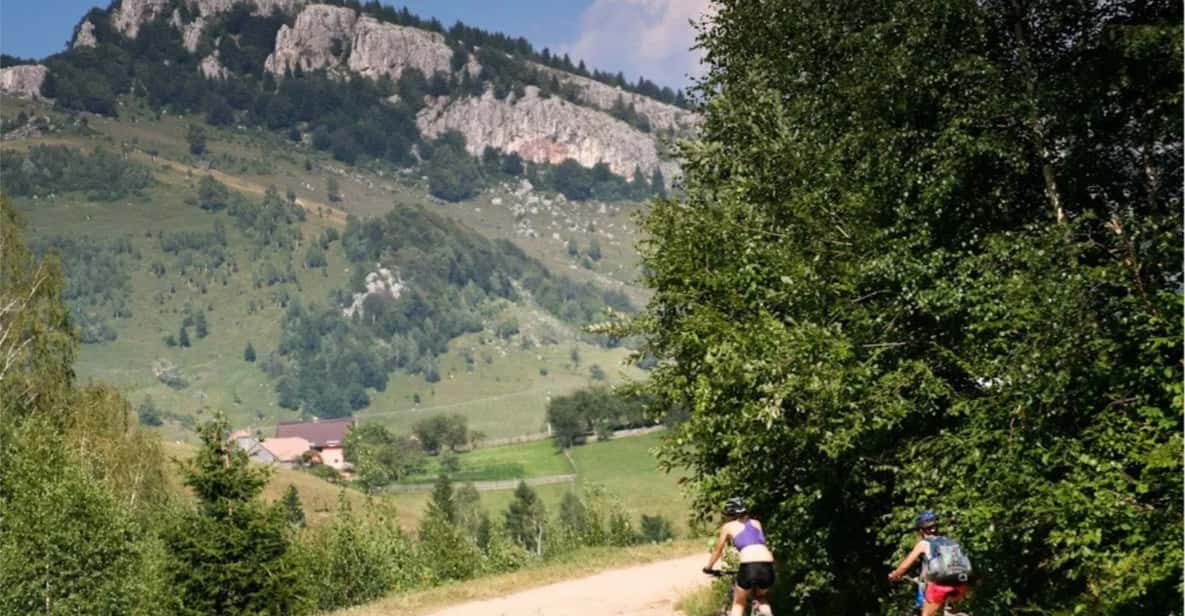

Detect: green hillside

[2,96,649,442]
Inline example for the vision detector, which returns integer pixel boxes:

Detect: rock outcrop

[199,54,231,79]
[73,19,98,48]
[181,17,207,52]
[264,4,452,82]
[0,65,49,100]
[418,86,677,179]
[532,64,697,135]
[110,0,170,39]
[92,0,303,47]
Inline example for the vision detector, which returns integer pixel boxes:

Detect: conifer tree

[162,415,304,614]
[282,484,304,527]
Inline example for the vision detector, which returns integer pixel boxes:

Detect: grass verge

[329,540,702,616]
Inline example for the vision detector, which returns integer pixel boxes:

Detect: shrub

[640,514,675,543]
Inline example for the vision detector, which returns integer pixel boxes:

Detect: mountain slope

[1,96,650,441]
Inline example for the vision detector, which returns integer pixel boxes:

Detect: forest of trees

[636,2,1181,614]
[28,235,138,343]
[0,145,152,200]
[268,205,630,418]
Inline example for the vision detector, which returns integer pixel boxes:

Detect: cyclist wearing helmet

[888,511,968,616]
[703,497,775,616]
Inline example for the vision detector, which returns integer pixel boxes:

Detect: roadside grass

[328,539,703,616]
[677,580,730,616]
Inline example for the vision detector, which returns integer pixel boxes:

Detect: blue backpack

[925,536,973,585]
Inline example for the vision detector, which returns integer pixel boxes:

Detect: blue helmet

[914,511,938,529]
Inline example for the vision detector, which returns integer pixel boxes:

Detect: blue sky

[0,0,707,90]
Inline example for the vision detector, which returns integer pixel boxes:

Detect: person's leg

[730,585,750,616]
[920,600,943,616]
[753,587,773,615]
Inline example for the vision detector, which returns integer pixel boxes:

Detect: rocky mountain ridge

[12,0,696,180]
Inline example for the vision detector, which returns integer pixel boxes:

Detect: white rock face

[199,54,230,79]
[343,266,405,318]
[182,17,207,52]
[73,20,98,48]
[532,63,698,135]
[346,16,452,80]
[265,5,452,81]
[418,86,666,177]
[111,0,170,39]
[95,0,304,48]
[0,65,49,100]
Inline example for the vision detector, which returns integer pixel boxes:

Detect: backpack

[925,536,973,585]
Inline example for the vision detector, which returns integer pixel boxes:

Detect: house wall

[320,446,346,470]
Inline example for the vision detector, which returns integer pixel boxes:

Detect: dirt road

[425,554,711,616]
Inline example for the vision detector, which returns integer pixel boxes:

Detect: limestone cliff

[72,19,98,48]
[418,86,678,180]
[68,0,694,180]
[0,65,49,100]
[264,4,453,82]
[531,64,698,135]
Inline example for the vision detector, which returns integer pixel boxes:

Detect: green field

[399,437,572,483]
[384,431,692,534]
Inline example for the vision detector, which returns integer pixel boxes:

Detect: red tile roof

[274,417,354,449]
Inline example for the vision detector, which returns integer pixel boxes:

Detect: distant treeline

[0,145,152,200]
[29,235,138,344]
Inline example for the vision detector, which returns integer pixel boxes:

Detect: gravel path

[425,554,710,616]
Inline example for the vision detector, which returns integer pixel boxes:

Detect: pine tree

[186,124,206,156]
[282,484,304,527]
[326,176,341,203]
[650,168,666,198]
[178,326,190,348]
[162,415,302,614]
[427,474,456,524]
[505,481,546,556]
[243,341,256,362]
[193,310,208,338]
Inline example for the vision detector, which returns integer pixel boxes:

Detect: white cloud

[557,0,711,91]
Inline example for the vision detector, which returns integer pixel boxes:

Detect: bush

[302,498,420,611]
[640,514,675,543]
[0,421,172,615]
[197,175,230,211]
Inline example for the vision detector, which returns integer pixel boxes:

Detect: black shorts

[737,562,776,590]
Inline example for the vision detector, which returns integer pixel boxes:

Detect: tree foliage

[343,423,424,492]
[637,2,1182,614]
[162,416,305,615]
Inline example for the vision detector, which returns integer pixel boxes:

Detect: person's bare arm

[888,540,926,581]
[704,525,731,571]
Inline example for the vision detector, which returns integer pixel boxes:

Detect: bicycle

[704,569,763,616]
[901,575,970,616]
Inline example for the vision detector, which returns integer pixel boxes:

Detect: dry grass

[328,540,703,616]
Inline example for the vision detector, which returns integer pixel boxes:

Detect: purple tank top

[733,519,766,550]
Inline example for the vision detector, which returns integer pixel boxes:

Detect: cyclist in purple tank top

[703,497,777,616]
